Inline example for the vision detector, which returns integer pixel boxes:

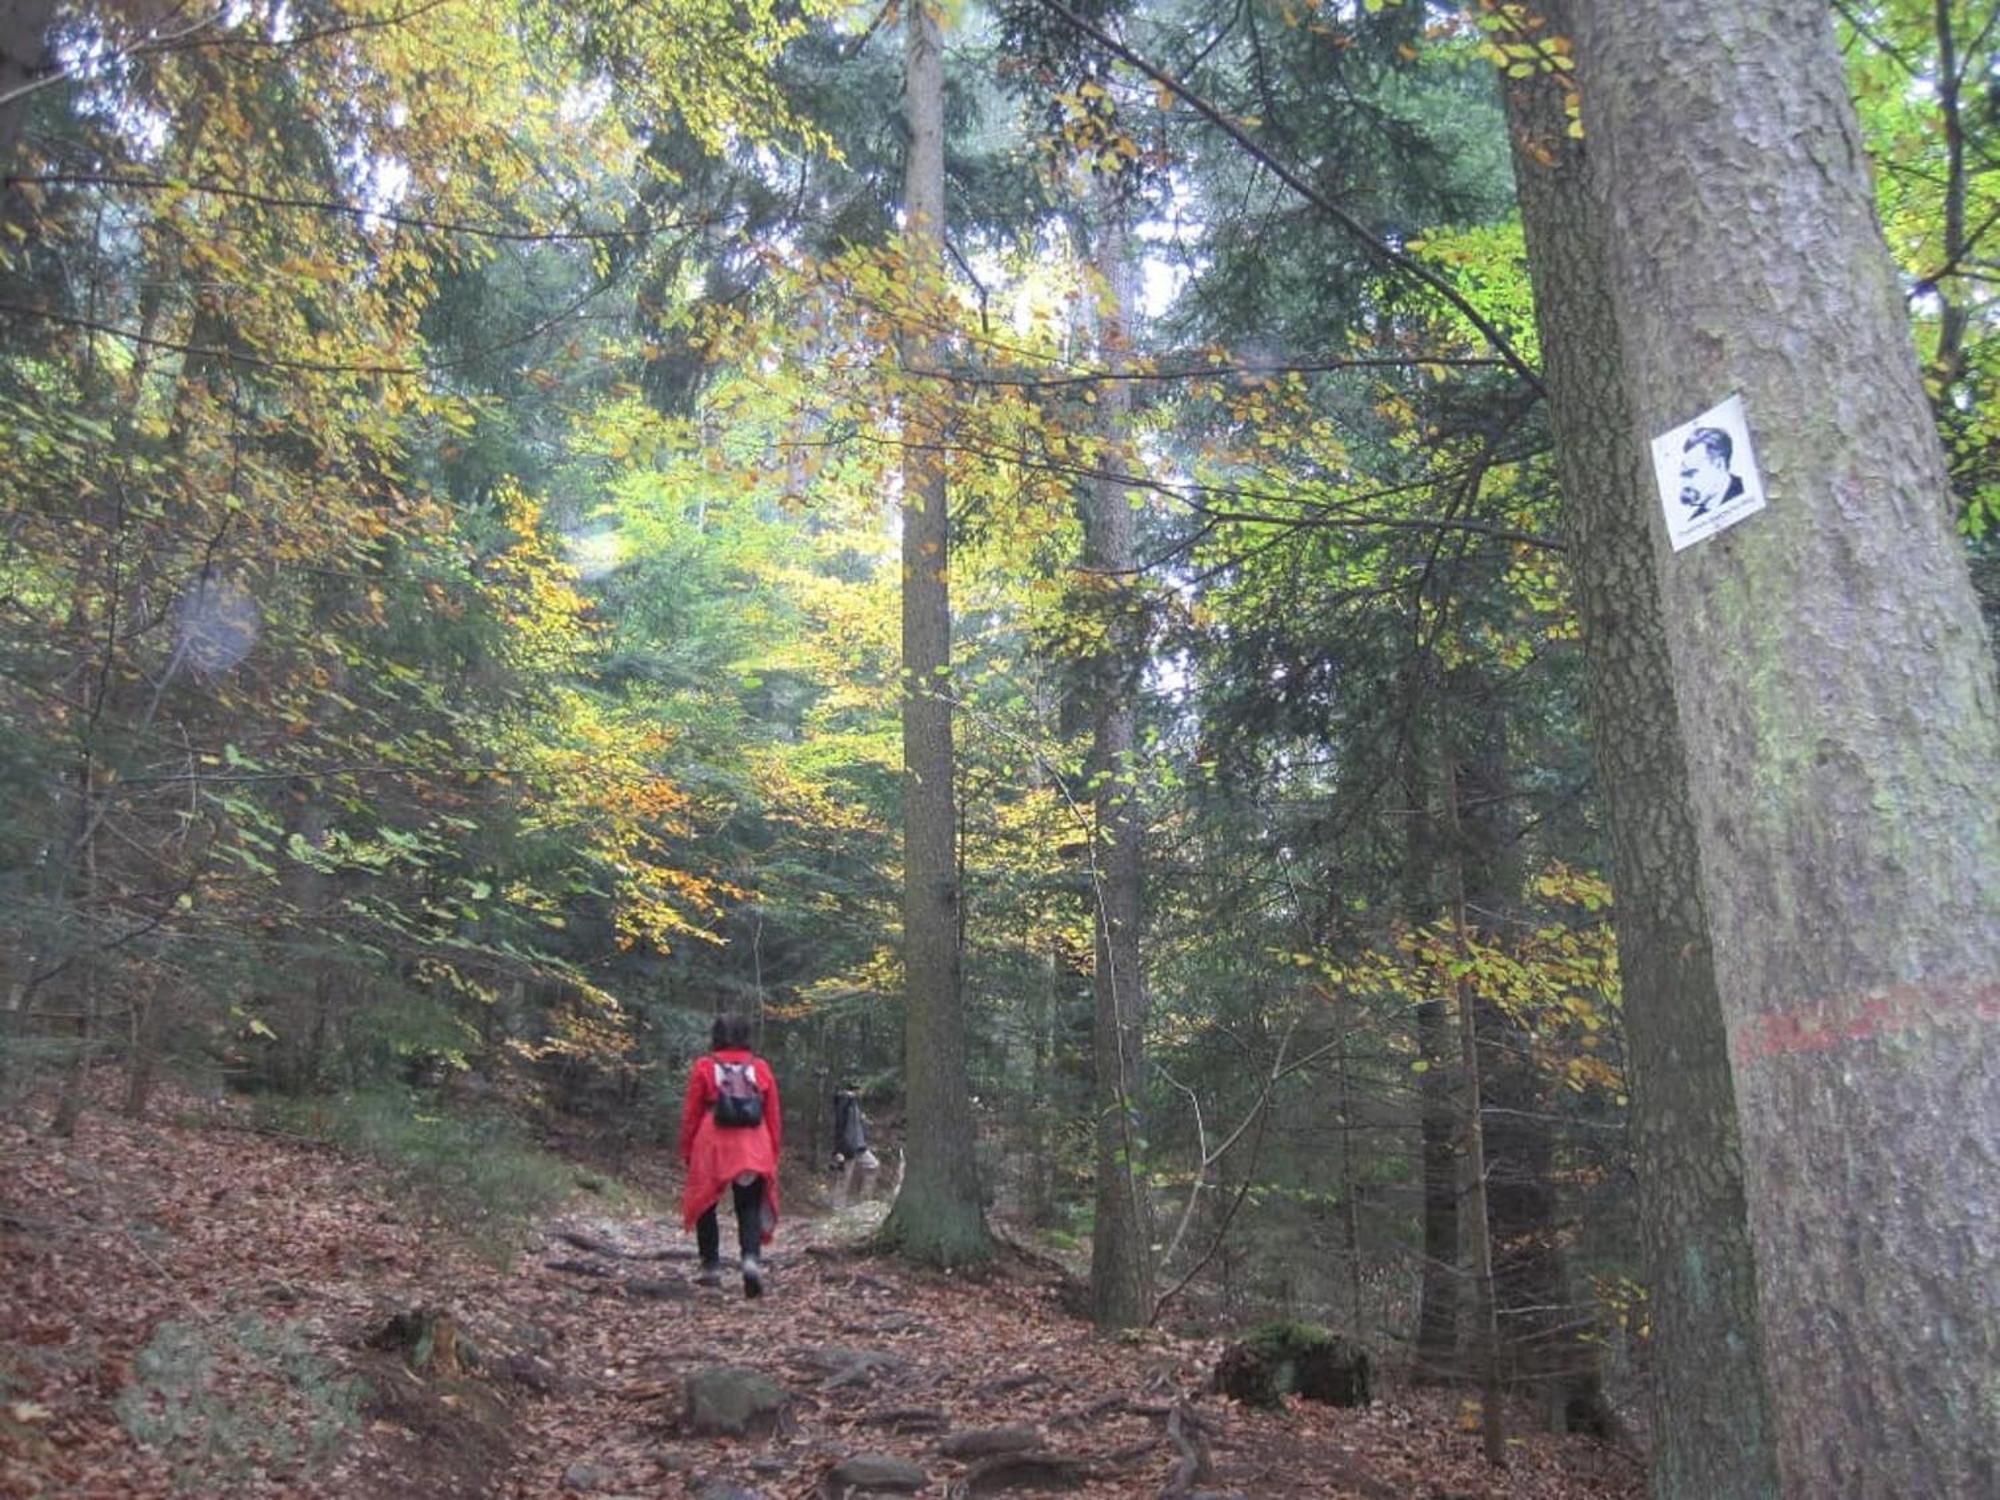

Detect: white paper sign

[1651,393,1765,552]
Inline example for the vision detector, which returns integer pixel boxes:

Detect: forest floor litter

[0,1082,1642,1499]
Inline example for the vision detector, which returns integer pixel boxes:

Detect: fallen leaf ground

[0,1082,1643,1499]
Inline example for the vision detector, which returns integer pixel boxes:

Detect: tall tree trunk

[1499,8,1780,1492]
[880,0,990,1267]
[1570,5,2000,1495]
[1082,201,1152,1329]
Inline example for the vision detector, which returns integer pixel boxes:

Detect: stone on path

[800,1345,910,1391]
[938,1426,1042,1458]
[960,1451,1095,1495]
[821,1452,928,1493]
[682,1366,792,1438]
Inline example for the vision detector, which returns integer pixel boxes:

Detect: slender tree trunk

[1929,0,1969,395]
[123,992,164,1119]
[880,0,990,1267]
[1570,5,2000,1495]
[1082,201,1152,1329]
[1449,680,1571,1412]
[1498,9,1780,1493]
[1402,683,1459,1379]
[1446,758,1505,1466]
[1413,989,1459,1377]
[49,455,121,1137]
[50,772,99,1140]
[1337,1023,1365,1332]
[281,790,334,1090]
[1026,729,1059,1227]
[1028,940,1056,1226]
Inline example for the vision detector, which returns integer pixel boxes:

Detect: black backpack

[712,1059,764,1128]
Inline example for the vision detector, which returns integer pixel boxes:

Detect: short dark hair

[1684,426,1733,466]
[711,1011,752,1051]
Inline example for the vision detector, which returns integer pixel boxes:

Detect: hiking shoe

[742,1255,764,1299]
[696,1261,723,1288]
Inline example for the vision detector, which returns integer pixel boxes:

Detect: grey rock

[683,1365,792,1438]
[960,1452,1093,1495]
[561,1462,610,1491]
[939,1426,1041,1459]
[504,1350,564,1395]
[804,1347,909,1391]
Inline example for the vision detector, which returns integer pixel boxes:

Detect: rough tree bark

[1497,8,1780,1491]
[1569,4,2000,1494]
[1082,201,1153,1329]
[879,0,991,1267]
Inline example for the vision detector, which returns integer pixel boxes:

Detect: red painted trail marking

[1729,979,2000,1067]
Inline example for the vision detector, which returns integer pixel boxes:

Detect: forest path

[0,1084,1640,1500]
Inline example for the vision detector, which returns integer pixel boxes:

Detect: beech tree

[1568,3,2000,1494]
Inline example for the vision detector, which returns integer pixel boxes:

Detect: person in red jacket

[678,1011,782,1297]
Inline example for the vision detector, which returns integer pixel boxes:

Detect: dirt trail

[0,1089,1641,1500]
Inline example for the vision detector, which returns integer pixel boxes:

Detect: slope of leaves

[0,1080,1642,1499]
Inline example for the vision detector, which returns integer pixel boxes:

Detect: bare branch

[1031,0,1546,396]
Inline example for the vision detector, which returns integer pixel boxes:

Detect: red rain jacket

[678,1048,782,1241]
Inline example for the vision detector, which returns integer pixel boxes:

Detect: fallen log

[544,1257,616,1278]
[553,1229,691,1261]
[860,1405,949,1433]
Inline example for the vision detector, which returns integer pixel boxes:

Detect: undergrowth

[255,1087,592,1261]
[113,1313,363,1490]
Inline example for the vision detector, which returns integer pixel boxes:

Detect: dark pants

[695,1175,765,1265]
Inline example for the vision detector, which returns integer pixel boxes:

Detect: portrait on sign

[1650,393,1766,552]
